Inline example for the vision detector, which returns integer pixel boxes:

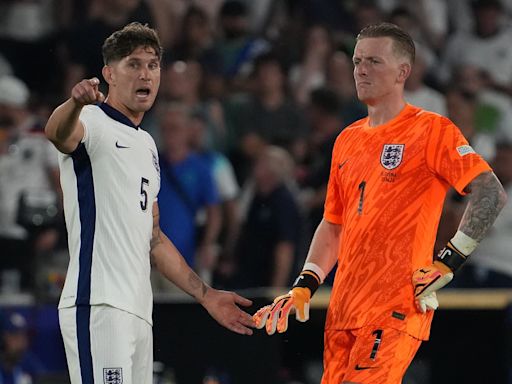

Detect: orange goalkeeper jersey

[323,104,491,340]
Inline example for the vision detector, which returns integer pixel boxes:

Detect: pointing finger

[88,77,100,86]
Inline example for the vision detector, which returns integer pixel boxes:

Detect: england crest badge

[150,149,160,175]
[380,144,405,170]
[104,368,123,384]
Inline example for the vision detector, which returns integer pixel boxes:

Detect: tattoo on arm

[459,172,507,242]
[187,272,208,299]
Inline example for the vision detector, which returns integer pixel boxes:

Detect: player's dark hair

[356,22,415,64]
[102,22,163,65]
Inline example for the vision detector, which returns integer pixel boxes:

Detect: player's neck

[366,97,407,127]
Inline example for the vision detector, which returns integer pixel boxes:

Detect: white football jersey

[58,103,160,324]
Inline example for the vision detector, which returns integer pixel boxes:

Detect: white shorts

[59,305,153,384]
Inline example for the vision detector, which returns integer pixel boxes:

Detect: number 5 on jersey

[140,177,149,211]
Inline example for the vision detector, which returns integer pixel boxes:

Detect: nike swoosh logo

[355,364,378,371]
[115,141,130,149]
[338,160,348,169]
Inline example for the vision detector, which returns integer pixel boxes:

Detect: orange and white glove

[253,270,321,335]
[412,240,471,313]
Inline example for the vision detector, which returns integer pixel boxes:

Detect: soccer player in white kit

[44,23,255,384]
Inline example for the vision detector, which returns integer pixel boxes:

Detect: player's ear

[397,62,411,83]
[102,65,115,86]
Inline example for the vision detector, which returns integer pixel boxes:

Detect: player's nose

[139,66,151,80]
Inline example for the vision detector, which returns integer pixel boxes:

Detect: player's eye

[149,62,160,70]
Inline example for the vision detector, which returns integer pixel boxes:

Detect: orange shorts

[322,326,421,384]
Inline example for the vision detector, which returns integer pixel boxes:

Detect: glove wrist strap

[293,270,321,296]
[436,241,467,272]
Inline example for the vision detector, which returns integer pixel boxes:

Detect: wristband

[293,270,321,296]
[303,262,326,283]
[436,241,467,272]
[451,230,478,255]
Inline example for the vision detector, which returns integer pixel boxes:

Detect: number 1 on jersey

[358,181,366,215]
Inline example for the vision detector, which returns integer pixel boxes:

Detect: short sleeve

[426,116,492,195]
[79,106,105,155]
[44,139,59,168]
[323,136,345,224]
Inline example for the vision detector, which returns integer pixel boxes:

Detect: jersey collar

[98,102,140,130]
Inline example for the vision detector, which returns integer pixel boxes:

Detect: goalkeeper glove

[412,241,468,313]
[253,270,321,335]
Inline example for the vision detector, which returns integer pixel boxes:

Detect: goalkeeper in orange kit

[253,22,508,384]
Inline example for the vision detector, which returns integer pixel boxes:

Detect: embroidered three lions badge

[104,368,123,384]
[380,144,404,170]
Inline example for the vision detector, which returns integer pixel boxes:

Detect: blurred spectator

[325,50,367,125]
[404,47,447,116]
[447,142,512,288]
[172,5,216,63]
[384,0,448,52]
[211,0,270,85]
[0,311,44,384]
[388,7,438,67]
[187,111,241,287]
[0,0,61,97]
[64,0,157,94]
[234,146,301,288]
[445,87,496,160]
[289,24,334,105]
[352,1,385,41]
[452,64,512,140]
[298,88,344,231]
[0,76,60,292]
[227,52,307,182]
[155,103,221,286]
[439,0,512,96]
[160,60,227,151]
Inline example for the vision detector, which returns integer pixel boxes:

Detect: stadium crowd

[0,0,512,303]
[1,1,512,383]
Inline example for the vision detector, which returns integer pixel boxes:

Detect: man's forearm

[458,171,507,242]
[303,219,341,277]
[151,230,209,302]
[45,99,82,143]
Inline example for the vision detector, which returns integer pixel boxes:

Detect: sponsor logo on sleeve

[456,145,475,156]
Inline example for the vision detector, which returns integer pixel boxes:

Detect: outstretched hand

[201,288,255,335]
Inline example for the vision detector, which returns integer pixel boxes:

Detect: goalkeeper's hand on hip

[413,237,474,313]
[253,269,322,335]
